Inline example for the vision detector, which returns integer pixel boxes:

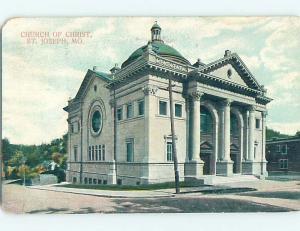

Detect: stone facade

[64,23,272,185]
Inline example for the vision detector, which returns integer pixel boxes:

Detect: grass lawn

[57,181,199,191]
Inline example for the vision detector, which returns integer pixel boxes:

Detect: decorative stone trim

[142,84,158,96]
[189,90,204,101]
[247,105,256,112]
[220,98,232,107]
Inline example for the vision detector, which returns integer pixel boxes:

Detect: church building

[64,22,272,185]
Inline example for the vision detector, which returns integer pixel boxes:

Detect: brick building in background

[266,137,300,174]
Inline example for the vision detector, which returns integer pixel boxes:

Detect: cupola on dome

[121,22,190,68]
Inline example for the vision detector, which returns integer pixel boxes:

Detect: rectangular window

[159,100,167,115]
[117,107,123,121]
[126,103,133,118]
[88,178,92,184]
[92,146,95,161]
[99,145,102,160]
[175,103,182,117]
[95,145,98,161]
[74,146,78,162]
[256,119,260,129]
[98,179,102,184]
[276,144,281,152]
[281,144,288,155]
[167,141,173,161]
[102,145,105,161]
[72,177,77,183]
[88,146,91,161]
[126,139,134,162]
[93,179,97,184]
[279,159,288,169]
[71,124,74,133]
[84,177,88,184]
[138,100,145,116]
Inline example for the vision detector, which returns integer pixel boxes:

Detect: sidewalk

[28,183,253,198]
[29,184,176,198]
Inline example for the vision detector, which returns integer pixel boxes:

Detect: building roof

[121,40,191,68]
[151,22,161,30]
[266,136,300,144]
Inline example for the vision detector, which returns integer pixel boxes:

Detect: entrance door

[230,151,239,173]
[200,151,211,175]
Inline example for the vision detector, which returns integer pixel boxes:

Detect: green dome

[121,41,190,68]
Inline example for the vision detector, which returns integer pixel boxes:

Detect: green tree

[8,151,25,167]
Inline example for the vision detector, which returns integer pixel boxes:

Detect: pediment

[206,63,248,87]
[199,53,263,91]
[74,69,112,101]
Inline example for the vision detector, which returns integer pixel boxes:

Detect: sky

[2,17,300,145]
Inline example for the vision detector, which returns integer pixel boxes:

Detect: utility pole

[168,78,180,194]
[21,157,27,187]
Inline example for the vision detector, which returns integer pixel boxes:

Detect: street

[2,180,300,213]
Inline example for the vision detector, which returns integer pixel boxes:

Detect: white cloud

[2,53,85,144]
[266,71,300,108]
[268,122,300,135]
[260,17,300,72]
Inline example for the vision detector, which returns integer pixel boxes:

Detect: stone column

[184,90,204,181]
[242,110,249,161]
[261,111,268,177]
[248,106,255,161]
[190,90,203,161]
[242,105,256,175]
[261,111,267,162]
[216,99,233,176]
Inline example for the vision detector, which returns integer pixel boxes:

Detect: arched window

[200,107,213,133]
[230,113,239,136]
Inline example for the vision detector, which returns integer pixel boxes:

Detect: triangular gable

[199,53,263,91]
[74,69,112,101]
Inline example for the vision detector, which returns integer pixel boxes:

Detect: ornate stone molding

[109,99,116,107]
[189,90,204,101]
[247,105,256,112]
[220,98,232,107]
[142,84,158,96]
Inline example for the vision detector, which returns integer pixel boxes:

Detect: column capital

[189,90,204,101]
[247,105,256,112]
[220,99,232,107]
[142,84,158,96]
[109,99,116,107]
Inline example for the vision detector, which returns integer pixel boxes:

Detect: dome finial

[151,21,163,42]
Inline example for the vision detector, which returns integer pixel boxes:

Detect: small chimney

[224,50,231,57]
[93,66,99,71]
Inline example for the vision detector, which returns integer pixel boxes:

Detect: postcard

[1,17,300,213]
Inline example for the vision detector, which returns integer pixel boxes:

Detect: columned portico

[216,99,233,176]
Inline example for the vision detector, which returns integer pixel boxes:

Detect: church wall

[146,76,187,182]
[114,75,149,184]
